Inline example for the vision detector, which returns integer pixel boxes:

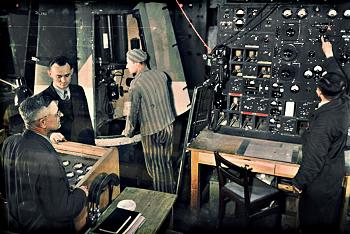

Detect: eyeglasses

[47,110,63,118]
[32,110,63,122]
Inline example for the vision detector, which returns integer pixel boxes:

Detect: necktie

[63,90,69,100]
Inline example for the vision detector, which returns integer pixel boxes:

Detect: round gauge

[281,44,297,61]
[282,8,292,18]
[297,8,308,19]
[313,65,323,73]
[286,28,296,37]
[73,162,84,169]
[62,160,70,167]
[327,9,338,18]
[304,69,313,79]
[235,19,244,27]
[344,9,350,18]
[236,9,245,17]
[290,84,300,93]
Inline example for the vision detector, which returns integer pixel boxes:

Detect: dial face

[304,70,313,79]
[297,8,308,19]
[282,8,292,18]
[313,65,323,73]
[235,19,244,27]
[328,9,338,18]
[344,9,350,18]
[236,9,245,17]
[290,84,300,93]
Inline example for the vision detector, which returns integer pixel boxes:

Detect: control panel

[207,1,350,143]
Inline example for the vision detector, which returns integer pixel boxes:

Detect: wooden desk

[188,129,350,232]
[87,187,177,234]
[188,129,301,211]
[53,141,120,231]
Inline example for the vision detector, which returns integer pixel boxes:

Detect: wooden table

[188,129,302,211]
[188,129,350,232]
[87,187,177,234]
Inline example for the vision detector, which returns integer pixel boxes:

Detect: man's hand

[292,185,302,194]
[121,129,127,137]
[49,132,66,144]
[321,36,334,58]
[79,185,89,197]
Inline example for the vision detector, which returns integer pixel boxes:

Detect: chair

[214,151,283,229]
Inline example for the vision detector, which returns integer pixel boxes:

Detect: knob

[286,28,296,37]
[283,49,294,57]
[308,51,316,57]
[281,69,291,79]
[304,69,313,79]
[282,8,292,18]
[297,8,308,19]
[327,9,338,18]
[236,9,245,17]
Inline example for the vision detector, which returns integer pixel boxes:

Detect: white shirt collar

[53,85,70,100]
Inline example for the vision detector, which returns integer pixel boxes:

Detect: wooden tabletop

[188,128,302,164]
[87,187,177,234]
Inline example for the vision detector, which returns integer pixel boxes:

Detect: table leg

[190,151,200,211]
[340,176,350,233]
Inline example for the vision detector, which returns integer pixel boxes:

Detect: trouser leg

[141,124,175,193]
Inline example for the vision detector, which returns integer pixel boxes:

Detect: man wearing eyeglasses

[1,94,88,233]
[41,56,94,145]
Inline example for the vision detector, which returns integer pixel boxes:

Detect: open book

[96,207,145,234]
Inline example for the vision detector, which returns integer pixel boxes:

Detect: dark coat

[293,57,350,230]
[1,130,86,233]
[41,83,95,145]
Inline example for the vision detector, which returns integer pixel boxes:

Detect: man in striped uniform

[122,49,175,193]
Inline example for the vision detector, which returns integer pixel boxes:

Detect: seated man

[41,56,95,145]
[1,94,88,233]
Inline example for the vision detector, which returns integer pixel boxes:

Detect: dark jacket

[1,130,87,233]
[293,57,350,229]
[41,83,95,145]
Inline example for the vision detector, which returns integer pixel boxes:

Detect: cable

[0,78,17,88]
[222,3,272,46]
[212,3,278,53]
[232,3,279,43]
[175,0,211,53]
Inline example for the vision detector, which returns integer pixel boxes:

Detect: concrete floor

[126,164,350,234]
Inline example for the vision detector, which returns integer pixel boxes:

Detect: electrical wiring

[175,0,212,53]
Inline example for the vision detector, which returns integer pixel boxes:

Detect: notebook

[96,207,145,234]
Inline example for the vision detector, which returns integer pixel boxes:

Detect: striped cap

[126,49,148,63]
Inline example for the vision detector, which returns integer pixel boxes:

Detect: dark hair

[49,56,73,69]
[317,73,346,99]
